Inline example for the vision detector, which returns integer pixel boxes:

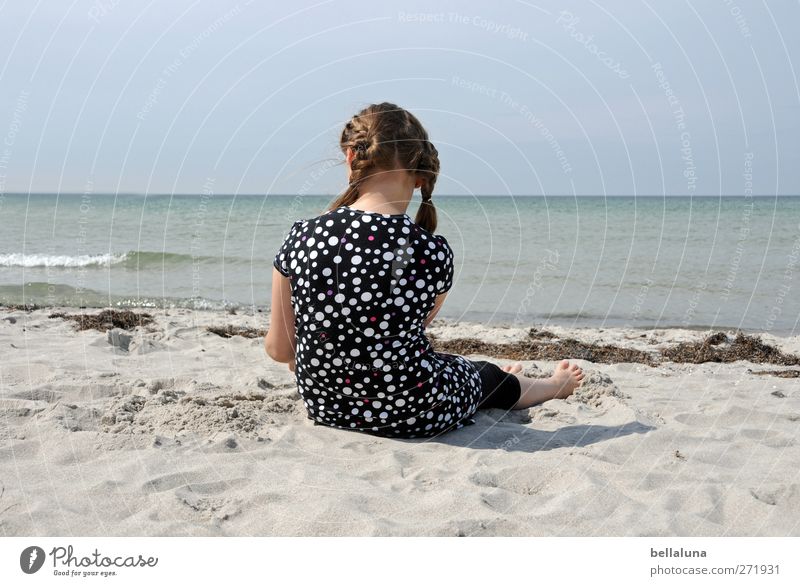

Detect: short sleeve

[435,234,455,295]
[273,220,303,277]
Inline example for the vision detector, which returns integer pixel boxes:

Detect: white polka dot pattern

[272,206,483,438]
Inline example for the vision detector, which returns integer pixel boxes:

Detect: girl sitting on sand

[265,102,584,438]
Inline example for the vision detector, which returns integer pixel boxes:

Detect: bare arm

[424,292,448,328]
[264,267,296,364]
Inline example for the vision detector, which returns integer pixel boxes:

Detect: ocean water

[1,193,798,334]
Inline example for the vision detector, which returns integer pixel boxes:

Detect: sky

[0,0,798,196]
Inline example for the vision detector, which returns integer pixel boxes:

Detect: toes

[558,359,570,369]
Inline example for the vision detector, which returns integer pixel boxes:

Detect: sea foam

[0,252,126,268]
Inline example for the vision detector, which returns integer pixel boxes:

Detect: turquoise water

[1,193,798,334]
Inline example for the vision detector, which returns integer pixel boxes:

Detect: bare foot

[501,362,523,374]
[549,359,584,399]
[511,359,585,409]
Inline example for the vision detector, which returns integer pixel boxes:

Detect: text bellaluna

[651,547,707,558]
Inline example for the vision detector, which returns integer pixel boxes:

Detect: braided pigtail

[329,103,441,233]
[327,118,376,212]
[413,141,440,233]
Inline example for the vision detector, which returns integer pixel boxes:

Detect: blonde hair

[327,102,441,233]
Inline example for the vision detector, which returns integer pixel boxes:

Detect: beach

[1,306,798,536]
[2,194,799,335]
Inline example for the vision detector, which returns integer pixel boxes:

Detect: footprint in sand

[530,407,577,424]
[10,388,62,403]
[142,472,207,493]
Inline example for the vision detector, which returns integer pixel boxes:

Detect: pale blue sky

[0,0,798,196]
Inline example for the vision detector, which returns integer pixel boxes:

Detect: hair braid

[413,140,439,232]
[328,103,441,233]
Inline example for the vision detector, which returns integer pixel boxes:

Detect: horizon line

[3,192,798,198]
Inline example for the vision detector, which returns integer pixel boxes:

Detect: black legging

[468,360,522,409]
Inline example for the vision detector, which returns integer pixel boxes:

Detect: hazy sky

[1,0,798,196]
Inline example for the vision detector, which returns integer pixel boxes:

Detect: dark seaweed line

[24,308,800,369]
[427,329,800,368]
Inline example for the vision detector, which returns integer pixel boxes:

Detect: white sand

[1,307,798,536]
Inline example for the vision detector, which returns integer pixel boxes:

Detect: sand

[1,307,798,536]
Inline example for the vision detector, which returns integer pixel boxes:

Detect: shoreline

[1,302,797,340]
[3,305,800,373]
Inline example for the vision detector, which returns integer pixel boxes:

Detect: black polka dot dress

[273,205,484,438]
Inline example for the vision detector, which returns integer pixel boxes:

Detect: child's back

[274,204,484,438]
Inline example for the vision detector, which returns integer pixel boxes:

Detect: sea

[1,193,798,335]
